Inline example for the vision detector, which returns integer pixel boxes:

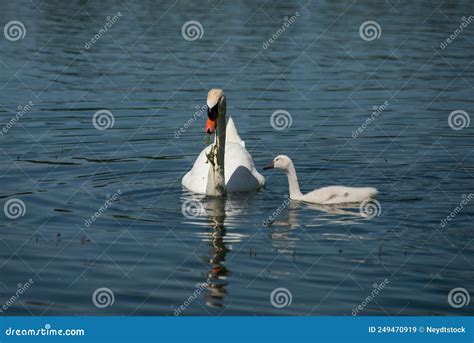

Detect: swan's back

[303,186,378,204]
[181,117,265,194]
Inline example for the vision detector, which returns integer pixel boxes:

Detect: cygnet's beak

[263,161,274,170]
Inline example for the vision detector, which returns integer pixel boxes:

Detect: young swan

[263,155,378,204]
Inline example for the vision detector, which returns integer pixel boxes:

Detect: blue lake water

[0,0,473,316]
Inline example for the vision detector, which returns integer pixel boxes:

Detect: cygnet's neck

[283,161,303,199]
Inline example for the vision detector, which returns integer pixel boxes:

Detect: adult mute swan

[263,155,378,204]
[182,89,265,195]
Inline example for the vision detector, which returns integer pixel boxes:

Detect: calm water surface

[0,0,473,315]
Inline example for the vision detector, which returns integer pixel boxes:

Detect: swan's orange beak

[205,118,216,134]
[205,104,219,134]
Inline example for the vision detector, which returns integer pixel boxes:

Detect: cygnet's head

[263,155,293,171]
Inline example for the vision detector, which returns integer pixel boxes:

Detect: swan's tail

[363,187,379,199]
[226,116,245,147]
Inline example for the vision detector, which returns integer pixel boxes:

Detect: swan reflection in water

[181,193,251,308]
[201,195,229,308]
[265,198,368,255]
[181,193,368,307]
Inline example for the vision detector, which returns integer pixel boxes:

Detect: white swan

[263,155,378,204]
[182,89,265,195]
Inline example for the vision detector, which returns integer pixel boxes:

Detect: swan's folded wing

[183,117,265,194]
[224,142,265,191]
[226,116,245,148]
[304,186,377,204]
[181,145,212,194]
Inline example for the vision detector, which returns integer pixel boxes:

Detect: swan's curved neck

[284,161,303,199]
[206,96,227,196]
[215,107,226,194]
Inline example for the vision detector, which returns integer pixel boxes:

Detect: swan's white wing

[182,117,265,194]
[182,143,265,194]
[224,142,265,192]
[302,186,378,204]
[226,116,245,148]
[182,145,212,194]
